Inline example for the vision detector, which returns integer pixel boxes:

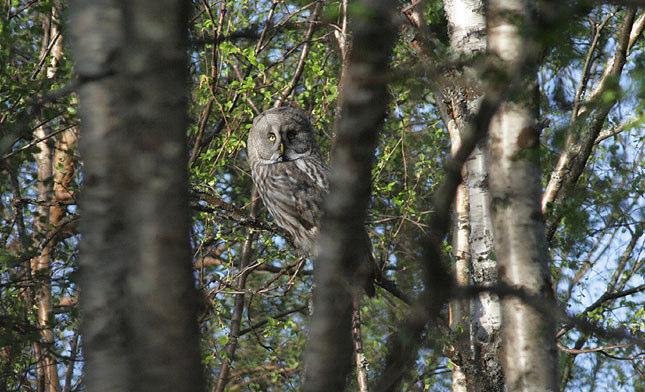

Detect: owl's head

[247,107,317,165]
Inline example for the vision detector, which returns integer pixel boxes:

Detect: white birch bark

[487,1,558,391]
[33,7,64,392]
[444,1,503,390]
[448,128,470,392]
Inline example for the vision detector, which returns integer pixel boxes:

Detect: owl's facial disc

[249,107,316,166]
[266,126,286,163]
[265,120,311,163]
[280,126,311,161]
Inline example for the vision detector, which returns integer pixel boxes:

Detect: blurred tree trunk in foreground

[302,0,397,391]
[69,1,204,391]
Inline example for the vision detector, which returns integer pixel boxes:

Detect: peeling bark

[448,126,471,392]
[443,0,503,390]
[352,295,369,392]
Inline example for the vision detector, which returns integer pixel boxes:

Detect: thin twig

[238,305,308,336]
[274,2,322,107]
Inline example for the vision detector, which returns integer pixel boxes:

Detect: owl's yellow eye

[268,133,276,142]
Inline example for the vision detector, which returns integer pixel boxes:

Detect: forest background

[0,0,643,391]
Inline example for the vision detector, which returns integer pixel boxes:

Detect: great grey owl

[247,107,375,296]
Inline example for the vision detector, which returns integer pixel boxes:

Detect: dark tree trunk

[69,1,205,391]
[302,1,397,391]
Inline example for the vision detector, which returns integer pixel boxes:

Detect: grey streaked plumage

[247,107,375,295]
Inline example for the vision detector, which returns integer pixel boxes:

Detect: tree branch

[238,305,308,336]
[213,191,260,392]
[274,2,322,107]
[543,9,638,242]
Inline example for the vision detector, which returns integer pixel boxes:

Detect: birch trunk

[487,1,558,391]
[443,1,503,390]
[33,6,64,392]
[69,0,205,391]
[352,295,369,392]
[448,128,470,392]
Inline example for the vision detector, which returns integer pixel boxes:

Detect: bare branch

[570,12,614,119]
[213,192,260,392]
[595,117,641,144]
[557,342,632,355]
[238,305,308,337]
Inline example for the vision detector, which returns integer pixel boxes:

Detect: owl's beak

[279,142,285,155]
